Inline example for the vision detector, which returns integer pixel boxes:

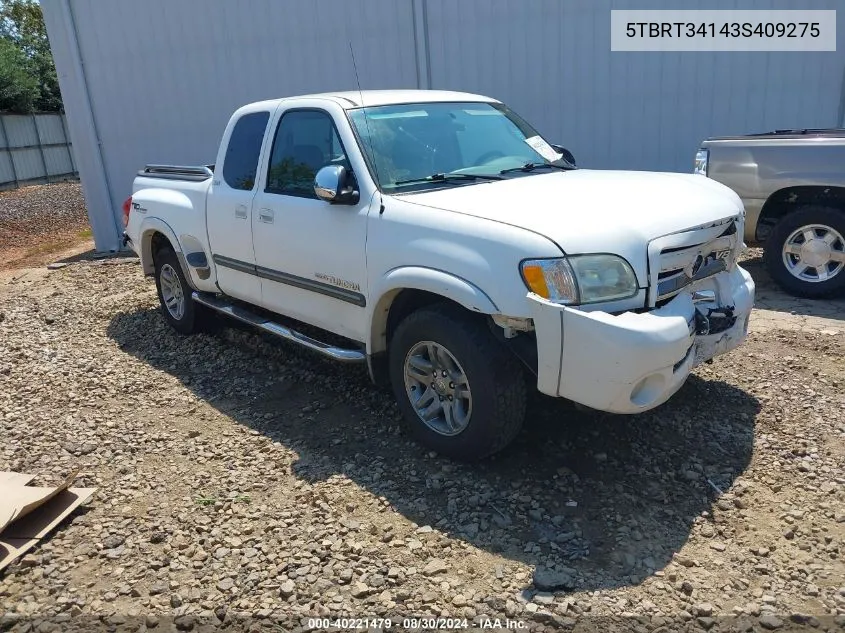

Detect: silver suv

[695,129,845,298]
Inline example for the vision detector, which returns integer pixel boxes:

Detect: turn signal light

[520,258,579,304]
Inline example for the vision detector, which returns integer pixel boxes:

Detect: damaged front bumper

[527,265,755,414]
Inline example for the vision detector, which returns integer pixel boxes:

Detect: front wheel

[388,304,527,461]
[764,205,845,298]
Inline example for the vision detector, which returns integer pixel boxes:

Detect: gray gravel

[0,182,89,270]
[0,257,843,632]
[0,181,86,228]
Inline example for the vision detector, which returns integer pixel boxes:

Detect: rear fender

[136,217,201,290]
[138,217,180,274]
[132,185,212,289]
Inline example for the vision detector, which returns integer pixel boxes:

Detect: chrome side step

[191,292,365,363]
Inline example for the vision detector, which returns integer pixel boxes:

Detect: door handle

[258,208,274,224]
[235,204,248,219]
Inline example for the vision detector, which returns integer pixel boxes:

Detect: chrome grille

[648,219,739,306]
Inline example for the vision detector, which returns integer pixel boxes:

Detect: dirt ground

[0,185,843,632]
[0,182,93,272]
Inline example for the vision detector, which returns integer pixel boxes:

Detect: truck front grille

[648,219,739,307]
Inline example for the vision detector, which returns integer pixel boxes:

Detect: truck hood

[400,169,744,285]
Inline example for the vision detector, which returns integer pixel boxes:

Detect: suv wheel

[154,247,201,334]
[764,205,845,298]
[388,304,526,461]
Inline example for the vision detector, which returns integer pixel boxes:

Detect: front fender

[368,266,499,353]
[380,265,499,312]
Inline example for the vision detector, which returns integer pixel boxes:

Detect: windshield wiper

[394,172,503,186]
[500,162,573,175]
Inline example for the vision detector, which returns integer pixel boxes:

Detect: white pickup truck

[124,89,755,460]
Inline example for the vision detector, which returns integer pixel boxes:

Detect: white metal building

[42,0,845,252]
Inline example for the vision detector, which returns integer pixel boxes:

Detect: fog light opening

[630,373,667,407]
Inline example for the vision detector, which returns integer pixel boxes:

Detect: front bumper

[527,265,755,414]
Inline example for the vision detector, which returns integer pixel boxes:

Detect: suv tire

[764,205,845,298]
[388,304,526,461]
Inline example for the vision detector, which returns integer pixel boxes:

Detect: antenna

[349,42,385,214]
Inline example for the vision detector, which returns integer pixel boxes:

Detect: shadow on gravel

[46,248,98,266]
[108,307,761,594]
[742,255,845,322]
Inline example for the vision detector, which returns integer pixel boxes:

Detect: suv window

[348,102,555,191]
[266,110,350,198]
[223,111,270,190]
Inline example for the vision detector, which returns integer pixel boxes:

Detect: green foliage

[0,35,37,112]
[267,158,317,194]
[0,0,62,112]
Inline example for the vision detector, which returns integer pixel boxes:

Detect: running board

[191,292,365,363]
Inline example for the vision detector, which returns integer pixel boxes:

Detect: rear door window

[223,111,270,190]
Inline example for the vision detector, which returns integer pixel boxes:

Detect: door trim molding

[212,253,255,275]
[212,254,366,307]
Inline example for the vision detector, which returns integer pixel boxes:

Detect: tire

[764,205,845,298]
[154,247,201,334]
[388,304,527,461]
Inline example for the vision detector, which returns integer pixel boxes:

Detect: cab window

[222,111,270,190]
[265,110,351,198]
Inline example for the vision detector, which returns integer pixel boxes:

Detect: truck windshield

[348,102,572,191]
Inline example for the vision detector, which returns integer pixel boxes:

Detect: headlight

[694,148,709,176]
[569,254,639,303]
[521,255,638,305]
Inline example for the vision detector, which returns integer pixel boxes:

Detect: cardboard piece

[0,472,36,486]
[0,470,79,533]
[0,471,96,573]
[0,508,15,538]
[0,472,38,534]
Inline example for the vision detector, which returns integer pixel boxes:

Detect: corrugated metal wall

[0,113,76,189]
[426,0,845,172]
[43,0,845,251]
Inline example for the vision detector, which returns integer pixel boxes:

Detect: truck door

[251,105,371,342]
[206,109,271,303]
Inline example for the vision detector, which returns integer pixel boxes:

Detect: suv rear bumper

[527,265,755,413]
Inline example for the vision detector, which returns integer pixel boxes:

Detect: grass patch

[194,494,251,506]
[19,226,93,260]
[24,239,72,258]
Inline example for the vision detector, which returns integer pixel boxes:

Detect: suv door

[207,110,271,303]
[251,106,371,342]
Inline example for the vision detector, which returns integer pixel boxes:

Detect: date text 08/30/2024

[306,617,526,629]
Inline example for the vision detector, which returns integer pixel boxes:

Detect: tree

[0,35,37,112]
[0,0,61,112]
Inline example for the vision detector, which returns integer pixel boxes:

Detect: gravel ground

[0,182,90,270]
[0,254,843,632]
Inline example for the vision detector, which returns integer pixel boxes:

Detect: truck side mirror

[551,145,576,167]
[314,165,359,204]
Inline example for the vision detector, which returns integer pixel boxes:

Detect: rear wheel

[154,247,201,334]
[764,205,845,297]
[388,304,526,461]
